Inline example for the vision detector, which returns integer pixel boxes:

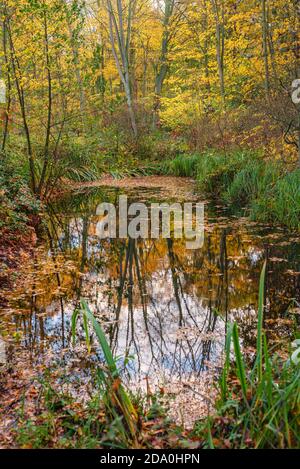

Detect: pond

[0,180,299,424]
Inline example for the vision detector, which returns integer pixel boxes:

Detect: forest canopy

[0,0,299,187]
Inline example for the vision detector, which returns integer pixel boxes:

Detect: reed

[161,153,200,177]
[72,300,139,447]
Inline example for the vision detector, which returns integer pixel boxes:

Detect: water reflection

[0,187,299,386]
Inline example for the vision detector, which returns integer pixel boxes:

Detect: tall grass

[225,160,279,206]
[196,150,257,195]
[72,300,139,447]
[52,142,103,183]
[271,169,300,229]
[160,153,201,177]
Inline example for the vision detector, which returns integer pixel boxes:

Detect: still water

[0,183,299,421]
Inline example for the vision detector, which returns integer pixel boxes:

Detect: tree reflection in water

[1,187,299,390]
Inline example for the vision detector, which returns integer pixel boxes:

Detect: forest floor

[0,346,211,449]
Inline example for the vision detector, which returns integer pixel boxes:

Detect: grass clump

[16,379,108,449]
[14,375,183,449]
[72,274,300,449]
[161,153,201,177]
[195,150,256,195]
[196,150,300,230]
[271,169,300,229]
[224,159,280,207]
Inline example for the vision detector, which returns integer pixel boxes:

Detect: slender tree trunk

[203,0,210,93]
[267,6,279,87]
[7,22,36,193]
[68,24,86,121]
[65,0,87,127]
[262,0,270,96]
[124,78,137,136]
[211,0,225,104]
[153,0,175,128]
[1,16,11,153]
[95,2,106,105]
[99,39,106,104]
[38,11,52,196]
[142,45,148,98]
[107,0,138,137]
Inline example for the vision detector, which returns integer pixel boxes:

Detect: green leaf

[232,323,248,402]
[256,260,267,382]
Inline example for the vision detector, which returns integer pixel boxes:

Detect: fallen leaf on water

[269,257,287,263]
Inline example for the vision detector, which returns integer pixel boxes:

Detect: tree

[1,1,11,153]
[210,0,225,104]
[262,0,270,96]
[153,0,186,127]
[106,0,138,137]
[3,0,86,196]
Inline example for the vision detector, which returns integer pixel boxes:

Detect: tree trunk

[107,0,138,138]
[153,0,175,128]
[38,11,52,196]
[1,16,11,153]
[262,0,270,96]
[211,0,225,104]
[8,22,36,193]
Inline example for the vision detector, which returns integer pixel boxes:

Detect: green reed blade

[232,322,248,401]
[256,260,267,382]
